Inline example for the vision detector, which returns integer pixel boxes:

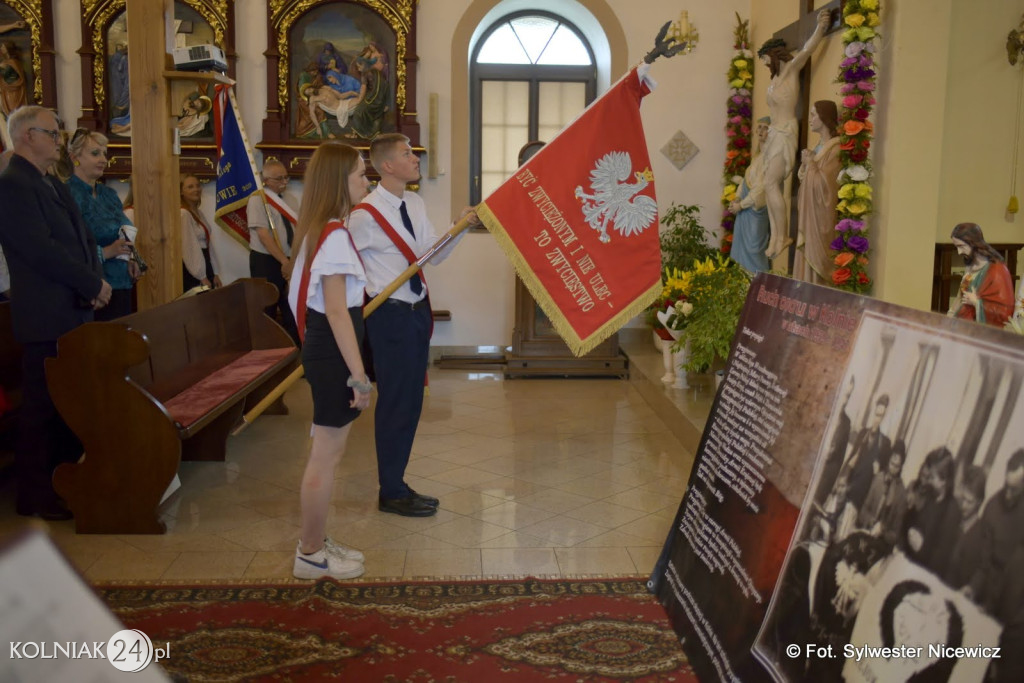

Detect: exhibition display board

[651,273,1024,683]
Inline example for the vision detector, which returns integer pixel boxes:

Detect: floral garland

[829,0,881,293]
[719,16,754,255]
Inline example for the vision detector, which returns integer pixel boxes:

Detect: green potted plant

[673,254,753,372]
[659,203,717,273]
[648,204,716,334]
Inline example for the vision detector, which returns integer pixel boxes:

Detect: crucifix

[764,0,842,269]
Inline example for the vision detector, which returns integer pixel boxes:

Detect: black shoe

[407,488,439,508]
[16,498,73,521]
[378,495,438,517]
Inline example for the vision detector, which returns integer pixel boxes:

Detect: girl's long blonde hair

[179,173,206,227]
[294,142,362,265]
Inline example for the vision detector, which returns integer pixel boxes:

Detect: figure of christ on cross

[757,6,834,262]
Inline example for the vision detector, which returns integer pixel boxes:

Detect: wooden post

[126,0,181,310]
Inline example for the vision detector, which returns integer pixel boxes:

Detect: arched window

[470,11,596,203]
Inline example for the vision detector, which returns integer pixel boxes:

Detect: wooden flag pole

[231,216,477,434]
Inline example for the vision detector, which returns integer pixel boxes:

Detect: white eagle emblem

[574,151,657,243]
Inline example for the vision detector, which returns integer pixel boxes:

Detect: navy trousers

[366,301,431,499]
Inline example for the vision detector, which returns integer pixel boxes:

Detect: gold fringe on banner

[477,203,660,357]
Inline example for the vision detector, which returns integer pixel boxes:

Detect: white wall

[48,0,749,346]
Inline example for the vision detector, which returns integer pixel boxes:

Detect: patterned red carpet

[98,577,695,682]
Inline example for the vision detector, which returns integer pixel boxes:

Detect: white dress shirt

[246,190,296,257]
[347,185,461,304]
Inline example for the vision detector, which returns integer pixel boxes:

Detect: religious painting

[289,4,396,141]
[104,3,216,141]
[0,0,58,150]
[260,0,420,176]
[78,0,235,178]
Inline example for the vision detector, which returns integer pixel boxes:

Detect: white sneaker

[293,543,364,580]
[324,537,365,563]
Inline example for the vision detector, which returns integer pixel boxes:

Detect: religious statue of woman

[729,117,771,273]
[794,100,841,284]
[757,9,831,261]
[346,43,389,139]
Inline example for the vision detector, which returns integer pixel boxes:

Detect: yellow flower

[738,70,752,81]
[734,59,748,69]
[861,0,879,10]
[730,78,745,89]
[853,184,872,199]
[693,258,716,276]
[857,26,877,41]
[867,12,880,27]
[838,184,855,199]
[847,199,869,215]
[845,13,865,28]
[836,200,849,213]
[843,28,859,42]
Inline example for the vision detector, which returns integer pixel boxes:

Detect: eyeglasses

[264,175,289,182]
[29,127,61,143]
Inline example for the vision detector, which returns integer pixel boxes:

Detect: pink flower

[842,95,863,108]
[729,115,742,124]
[865,96,876,105]
[841,83,856,94]
[857,80,876,91]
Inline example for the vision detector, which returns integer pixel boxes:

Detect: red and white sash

[264,188,298,225]
[295,219,364,343]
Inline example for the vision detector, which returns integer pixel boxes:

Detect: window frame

[469,10,597,204]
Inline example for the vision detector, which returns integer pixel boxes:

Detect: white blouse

[288,227,367,318]
[181,208,218,281]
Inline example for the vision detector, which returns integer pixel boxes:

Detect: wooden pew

[47,279,300,534]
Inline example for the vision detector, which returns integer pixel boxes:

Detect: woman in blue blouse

[67,129,136,320]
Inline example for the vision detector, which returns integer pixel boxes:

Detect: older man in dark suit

[841,393,893,513]
[0,105,110,520]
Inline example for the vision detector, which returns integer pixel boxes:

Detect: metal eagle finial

[644,13,698,64]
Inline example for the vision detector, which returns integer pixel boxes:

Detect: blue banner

[214,85,260,246]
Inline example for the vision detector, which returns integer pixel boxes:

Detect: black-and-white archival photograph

[754,311,1024,683]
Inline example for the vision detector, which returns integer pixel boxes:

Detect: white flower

[847,165,870,182]
[678,301,694,316]
[845,42,865,57]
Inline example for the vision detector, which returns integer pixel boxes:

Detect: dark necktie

[399,201,423,295]
[279,213,294,250]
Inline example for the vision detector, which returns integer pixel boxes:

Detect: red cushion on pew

[164,348,294,428]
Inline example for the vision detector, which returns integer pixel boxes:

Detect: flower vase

[658,336,676,383]
[672,340,690,389]
[655,311,685,385]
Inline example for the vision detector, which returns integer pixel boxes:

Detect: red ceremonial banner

[477,66,662,356]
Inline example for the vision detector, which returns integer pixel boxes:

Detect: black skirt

[182,247,215,293]
[302,307,365,428]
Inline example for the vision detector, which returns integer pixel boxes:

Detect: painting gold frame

[0,0,57,118]
[258,0,420,176]
[77,0,235,178]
